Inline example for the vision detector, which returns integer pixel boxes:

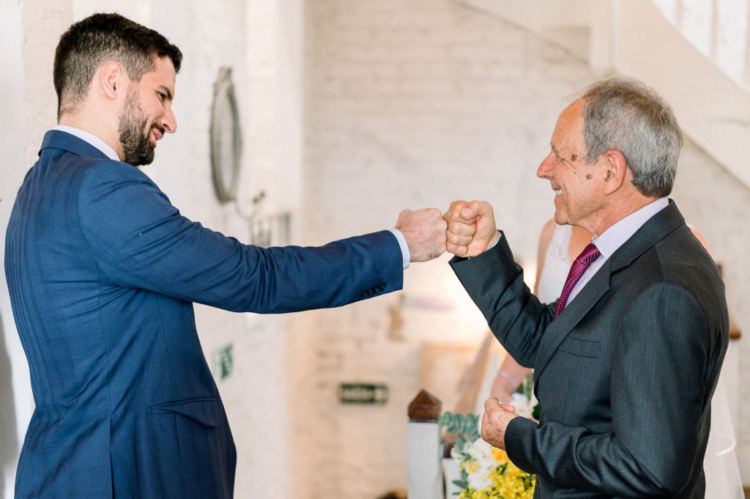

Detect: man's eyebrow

[550,143,561,157]
[158,85,173,100]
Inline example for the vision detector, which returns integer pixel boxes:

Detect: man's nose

[537,151,554,179]
[161,107,177,134]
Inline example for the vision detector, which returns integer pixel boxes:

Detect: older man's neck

[586,193,661,238]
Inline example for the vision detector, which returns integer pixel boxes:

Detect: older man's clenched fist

[443,200,499,257]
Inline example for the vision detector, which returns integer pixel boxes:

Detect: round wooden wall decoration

[210,67,243,203]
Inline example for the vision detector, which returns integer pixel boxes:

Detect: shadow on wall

[0,312,18,493]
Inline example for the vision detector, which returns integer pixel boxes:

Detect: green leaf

[452,480,469,490]
[454,434,466,451]
[456,413,466,433]
[532,403,540,420]
[438,413,448,428]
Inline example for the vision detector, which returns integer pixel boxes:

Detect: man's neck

[583,193,660,239]
[58,113,124,161]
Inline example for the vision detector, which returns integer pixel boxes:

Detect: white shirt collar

[592,197,669,259]
[53,125,120,161]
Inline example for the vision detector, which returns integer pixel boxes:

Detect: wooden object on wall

[408,389,442,422]
[717,264,741,340]
[419,342,481,413]
[729,318,741,340]
[451,331,496,416]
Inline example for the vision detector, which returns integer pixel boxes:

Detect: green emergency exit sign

[339,383,389,405]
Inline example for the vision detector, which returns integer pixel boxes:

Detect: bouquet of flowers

[438,412,535,499]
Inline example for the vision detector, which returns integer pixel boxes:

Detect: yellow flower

[491,448,507,463]
[456,441,535,499]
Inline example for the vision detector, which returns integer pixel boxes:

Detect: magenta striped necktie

[553,243,601,319]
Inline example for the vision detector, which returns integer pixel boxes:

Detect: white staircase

[460,0,750,190]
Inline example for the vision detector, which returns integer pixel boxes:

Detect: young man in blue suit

[5,13,447,498]
[443,78,729,497]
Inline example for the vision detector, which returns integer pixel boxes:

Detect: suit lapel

[533,201,686,384]
[534,260,611,382]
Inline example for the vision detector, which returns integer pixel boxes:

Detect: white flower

[510,393,533,419]
[467,465,493,491]
[468,437,492,457]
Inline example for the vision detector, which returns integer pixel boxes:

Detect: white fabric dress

[539,224,743,497]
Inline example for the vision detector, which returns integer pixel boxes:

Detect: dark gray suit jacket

[450,201,728,498]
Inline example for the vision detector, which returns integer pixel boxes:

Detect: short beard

[118,87,157,166]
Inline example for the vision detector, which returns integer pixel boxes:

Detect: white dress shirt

[53,125,120,161]
[566,197,669,305]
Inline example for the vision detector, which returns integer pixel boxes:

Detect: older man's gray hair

[580,76,683,198]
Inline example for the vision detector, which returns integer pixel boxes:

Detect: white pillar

[408,422,443,499]
[407,389,444,499]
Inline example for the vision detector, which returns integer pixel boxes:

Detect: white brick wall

[305,1,596,497]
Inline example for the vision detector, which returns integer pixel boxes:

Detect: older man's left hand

[481,398,520,450]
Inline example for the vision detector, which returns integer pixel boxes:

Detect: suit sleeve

[76,162,403,313]
[504,282,711,496]
[450,233,554,368]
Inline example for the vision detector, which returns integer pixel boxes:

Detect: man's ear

[601,150,628,195]
[97,61,126,101]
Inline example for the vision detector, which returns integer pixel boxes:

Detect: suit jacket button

[360,292,367,298]
[379,283,386,291]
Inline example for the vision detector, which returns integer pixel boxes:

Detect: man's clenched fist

[444,200,499,257]
[395,208,447,262]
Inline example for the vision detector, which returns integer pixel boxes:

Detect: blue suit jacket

[5,131,403,498]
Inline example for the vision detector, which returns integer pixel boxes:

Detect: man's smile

[150,127,163,146]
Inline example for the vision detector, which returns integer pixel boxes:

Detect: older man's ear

[601,150,629,196]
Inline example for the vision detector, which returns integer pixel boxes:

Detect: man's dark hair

[54,13,182,118]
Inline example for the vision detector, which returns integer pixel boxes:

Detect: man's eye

[157,92,165,101]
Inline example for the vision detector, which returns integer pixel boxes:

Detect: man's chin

[553,210,568,226]
[125,151,156,167]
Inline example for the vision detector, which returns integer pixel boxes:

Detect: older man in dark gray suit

[444,77,728,498]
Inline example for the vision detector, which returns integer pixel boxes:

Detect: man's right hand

[395,208,447,262]
[444,200,499,257]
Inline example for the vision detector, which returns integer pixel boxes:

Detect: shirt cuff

[389,228,410,270]
[488,231,502,250]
